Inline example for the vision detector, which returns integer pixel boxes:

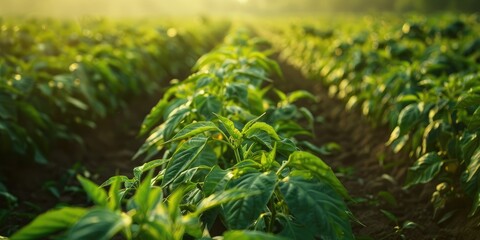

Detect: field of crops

[1,13,480,240]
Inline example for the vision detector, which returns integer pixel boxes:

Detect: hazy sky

[0,0,265,17]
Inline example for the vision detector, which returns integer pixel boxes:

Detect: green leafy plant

[263,14,480,218]
[0,18,230,163]
[10,27,353,239]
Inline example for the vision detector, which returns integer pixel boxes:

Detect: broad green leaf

[223,172,277,229]
[286,90,316,103]
[470,191,480,217]
[68,208,131,240]
[133,124,166,160]
[10,207,87,240]
[398,103,421,135]
[279,176,353,240]
[457,94,480,109]
[139,97,169,136]
[468,107,480,131]
[274,89,287,101]
[215,114,242,140]
[243,122,280,141]
[195,189,258,215]
[397,94,419,103]
[387,126,409,153]
[287,151,349,198]
[133,159,169,180]
[162,136,208,187]
[405,152,444,188]
[108,176,121,211]
[278,213,314,239]
[167,188,185,221]
[164,107,191,141]
[466,147,480,182]
[299,107,314,130]
[243,113,266,132]
[194,95,222,120]
[167,121,218,143]
[223,230,288,240]
[226,82,248,106]
[77,176,108,207]
[203,166,231,195]
[139,219,172,240]
[131,171,163,217]
[99,176,130,188]
[245,129,274,149]
[247,88,266,115]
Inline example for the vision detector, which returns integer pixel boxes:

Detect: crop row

[10,27,353,239]
[261,14,480,218]
[0,18,229,163]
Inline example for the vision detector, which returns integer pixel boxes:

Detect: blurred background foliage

[1,0,477,18]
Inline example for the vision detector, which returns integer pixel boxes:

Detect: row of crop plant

[0,18,229,163]
[9,27,354,240]
[260,14,480,220]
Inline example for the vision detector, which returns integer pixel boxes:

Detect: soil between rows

[0,87,165,235]
[275,57,480,240]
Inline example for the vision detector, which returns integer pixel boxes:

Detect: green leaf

[457,94,480,109]
[223,230,288,240]
[194,95,222,120]
[466,147,480,182]
[99,176,131,188]
[243,122,280,141]
[405,152,444,188]
[245,129,275,149]
[77,176,108,207]
[17,102,45,128]
[243,113,266,132]
[215,114,242,140]
[287,151,349,198]
[398,103,421,135]
[133,159,169,180]
[195,189,257,215]
[164,106,191,141]
[139,98,169,136]
[380,209,398,223]
[223,172,277,229]
[132,171,155,214]
[286,90,316,103]
[162,136,208,187]
[10,207,87,240]
[278,214,315,240]
[468,107,480,131]
[167,121,219,144]
[226,82,249,106]
[68,208,131,240]
[167,188,185,221]
[279,176,353,240]
[65,96,89,110]
[203,166,231,195]
[247,88,266,115]
[108,176,121,211]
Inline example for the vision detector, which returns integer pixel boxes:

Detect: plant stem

[267,198,276,233]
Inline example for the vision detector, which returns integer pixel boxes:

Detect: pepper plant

[10,27,353,239]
